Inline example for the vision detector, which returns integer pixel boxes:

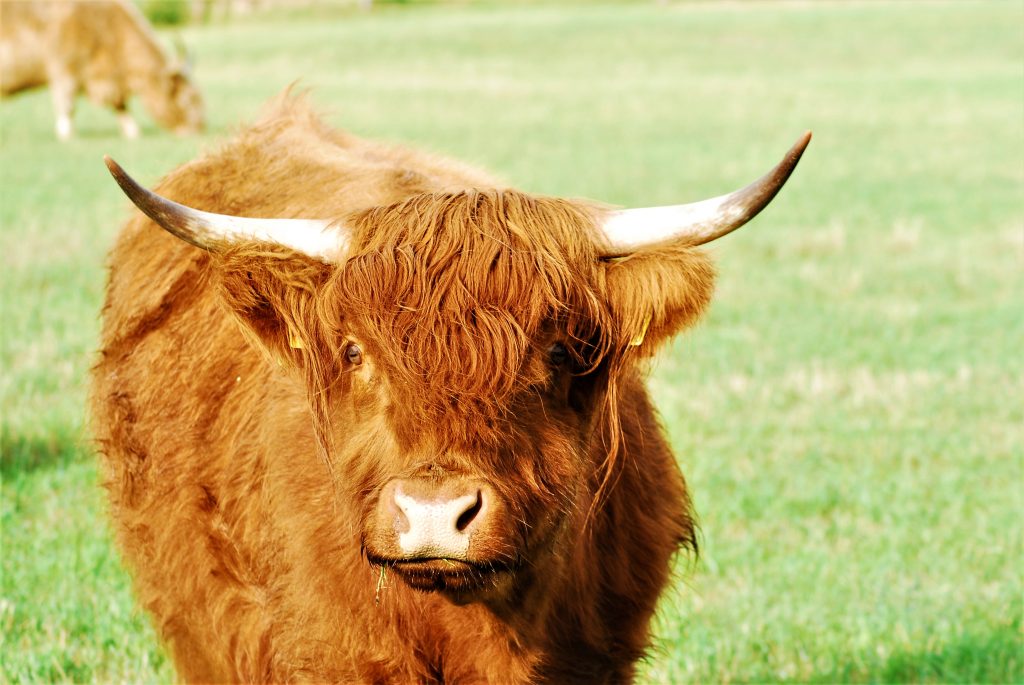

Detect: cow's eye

[548,342,569,367]
[345,343,363,366]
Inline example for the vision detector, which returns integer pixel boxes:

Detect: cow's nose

[382,479,490,559]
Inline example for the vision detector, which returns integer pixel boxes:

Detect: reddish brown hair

[92,96,714,683]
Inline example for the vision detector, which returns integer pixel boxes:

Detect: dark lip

[367,555,518,593]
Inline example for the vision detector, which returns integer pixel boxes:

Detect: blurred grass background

[1,1,1022,682]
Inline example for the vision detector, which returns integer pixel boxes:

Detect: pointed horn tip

[768,129,812,189]
[791,130,812,159]
[103,156,131,187]
[102,155,151,208]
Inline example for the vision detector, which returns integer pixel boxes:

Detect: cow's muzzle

[364,477,520,592]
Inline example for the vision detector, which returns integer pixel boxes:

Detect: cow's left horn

[599,131,811,253]
[104,157,348,262]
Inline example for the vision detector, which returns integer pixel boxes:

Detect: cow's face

[144,67,204,135]
[329,196,613,597]
[213,190,715,599]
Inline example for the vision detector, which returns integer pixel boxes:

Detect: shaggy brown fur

[0,0,203,139]
[91,96,715,683]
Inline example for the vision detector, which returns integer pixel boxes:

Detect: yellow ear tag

[629,312,652,347]
[288,332,305,350]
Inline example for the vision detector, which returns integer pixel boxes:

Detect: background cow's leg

[85,77,140,139]
[48,75,75,141]
[115,104,140,139]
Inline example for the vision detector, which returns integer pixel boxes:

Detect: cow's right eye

[548,342,569,367]
[345,343,363,366]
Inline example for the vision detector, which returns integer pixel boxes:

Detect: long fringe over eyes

[323,190,614,424]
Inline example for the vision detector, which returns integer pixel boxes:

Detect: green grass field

[2,1,1022,682]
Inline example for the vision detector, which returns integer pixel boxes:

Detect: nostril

[455,490,483,532]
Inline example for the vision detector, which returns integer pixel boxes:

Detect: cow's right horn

[104,157,348,262]
[598,131,811,254]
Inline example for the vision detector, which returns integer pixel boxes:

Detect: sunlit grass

[2,1,1021,682]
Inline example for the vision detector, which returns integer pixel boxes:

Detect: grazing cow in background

[0,0,204,140]
[91,95,808,683]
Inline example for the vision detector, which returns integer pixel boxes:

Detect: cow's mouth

[370,557,516,594]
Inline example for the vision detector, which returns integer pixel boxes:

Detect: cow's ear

[601,244,716,354]
[214,249,334,366]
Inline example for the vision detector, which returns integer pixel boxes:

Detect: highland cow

[0,0,204,140]
[90,97,808,683]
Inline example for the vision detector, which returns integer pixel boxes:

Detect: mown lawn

[1,1,1021,682]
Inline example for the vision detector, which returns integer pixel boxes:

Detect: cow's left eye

[345,343,363,366]
[548,342,569,367]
